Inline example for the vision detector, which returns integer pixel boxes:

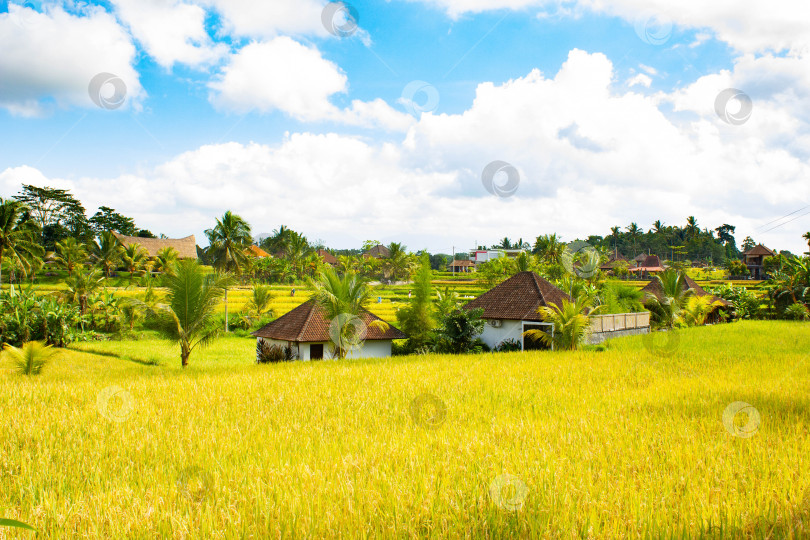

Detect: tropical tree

[246,284,274,317]
[524,296,598,351]
[153,246,179,276]
[121,243,149,282]
[395,254,434,349]
[803,232,810,256]
[383,242,415,282]
[685,216,699,241]
[62,268,104,316]
[148,259,235,367]
[282,231,312,280]
[644,269,694,328]
[0,199,44,285]
[434,307,486,354]
[51,237,88,277]
[680,295,724,326]
[3,341,56,376]
[92,231,123,278]
[435,286,461,318]
[533,234,566,265]
[206,211,253,331]
[309,267,383,359]
[626,223,642,256]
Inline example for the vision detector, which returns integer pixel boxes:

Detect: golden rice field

[1,321,809,538]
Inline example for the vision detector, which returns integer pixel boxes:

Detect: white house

[469,249,525,266]
[463,271,572,350]
[251,299,407,360]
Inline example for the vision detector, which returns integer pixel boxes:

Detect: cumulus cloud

[111,0,227,68]
[209,37,414,131]
[0,4,143,116]
[200,0,326,38]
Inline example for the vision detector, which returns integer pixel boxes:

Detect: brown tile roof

[363,244,390,259]
[247,245,270,258]
[743,244,775,257]
[641,274,732,307]
[112,232,197,259]
[251,299,407,342]
[317,249,338,265]
[462,271,572,321]
[633,254,648,262]
[448,260,475,267]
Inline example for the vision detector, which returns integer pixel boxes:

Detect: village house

[112,232,197,259]
[251,299,406,360]
[741,244,775,280]
[641,275,732,323]
[448,259,475,273]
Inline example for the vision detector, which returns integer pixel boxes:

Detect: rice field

[1,321,809,537]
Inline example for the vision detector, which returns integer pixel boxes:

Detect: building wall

[256,338,392,360]
[479,320,525,350]
[587,327,650,344]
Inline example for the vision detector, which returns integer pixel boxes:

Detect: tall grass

[0,321,808,537]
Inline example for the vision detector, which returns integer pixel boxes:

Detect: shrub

[256,340,298,363]
[784,303,810,321]
[3,341,57,376]
[494,338,522,352]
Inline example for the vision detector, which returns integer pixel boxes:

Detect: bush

[494,338,521,352]
[256,340,298,363]
[784,303,810,321]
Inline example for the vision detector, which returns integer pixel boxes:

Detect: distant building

[629,255,665,278]
[363,244,390,259]
[468,249,525,266]
[448,260,475,273]
[641,275,732,323]
[247,245,270,258]
[112,232,197,259]
[251,299,406,360]
[741,244,775,279]
[316,249,338,266]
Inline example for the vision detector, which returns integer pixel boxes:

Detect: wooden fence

[589,312,650,333]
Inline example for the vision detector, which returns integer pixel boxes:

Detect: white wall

[479,319,525,350]
[256,338,392,361]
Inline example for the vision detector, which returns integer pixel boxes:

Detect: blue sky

[0,0,808,253]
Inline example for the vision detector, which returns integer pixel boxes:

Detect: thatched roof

[641,275,732,308]
[448,260,475,268]
[363,244,390,259]
[463,271,572,322]
[112,232,197,259]
[247,245,270,258]
[630,255,665,273]
[252,299,406,342]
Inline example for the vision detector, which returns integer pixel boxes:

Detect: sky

[0,0,808,254]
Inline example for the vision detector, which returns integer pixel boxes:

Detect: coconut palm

[680,295,724,326]
[382,242,414,282]
[62,268,104,316]
[91,231,123,278]
[309,267,385,359]
[626,223,642,256]
[246,284,274,317]
[644,269,694,328]
[685,216,699,240]
[524,296,598,351]
[51,237,88,277]
[121,243,149,282]
[3,341,56,376]
[803,232,810,255]
[0,199,44,285]
[149,259,235,367]
[533,234,566,265]
[205,211,252,331]
[153,246,179,276]
[283,231,312,280]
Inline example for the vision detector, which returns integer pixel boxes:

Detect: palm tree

[685,216,699,241]
[149,259,235,367]
[309,267,383,359]
[533,234,566,265]
[644,269,694,328]
[610,226,621,256]
[205,211,253,331]
[246,284,274,317]
[652,220,666,235]
[51,237,88,277]
[91,231,123,278]
[680,295,723,326]
[803,232,810,255]
[121,243,149,282]
[523,296,598,351]
[383,242,414,282]
[153,246,179,276]
[3,341,56,375]
[626,223,642,256]
[63,268,104,316]
[0,199,44,285]
[283,231,312,280]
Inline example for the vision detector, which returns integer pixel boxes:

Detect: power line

[760,209,810,235]
[755,205,810,231]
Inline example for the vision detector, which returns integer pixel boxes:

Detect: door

[310,343,324,360]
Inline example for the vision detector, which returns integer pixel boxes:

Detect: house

[742,244,775,279]
[599,253,628,273]
[363,244,390,259]
[247,245,270,258]
[112,232,197,259]
[316,249,338,266]
[641,274,732,323]
[462,271,572,350]
[448,260,475,273]
[629,255,665,278]
[469,249,525,266]
[251,299,407,360]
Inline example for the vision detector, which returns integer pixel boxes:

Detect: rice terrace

[2,0,810,538]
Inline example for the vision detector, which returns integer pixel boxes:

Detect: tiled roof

[112,232,197,259]
[744,244,775,257]
[462,271,572,321]
[251,299,407,342]
[317,249,338,264]
[641,274,732,307]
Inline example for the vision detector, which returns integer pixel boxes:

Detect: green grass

[1,321,809,537]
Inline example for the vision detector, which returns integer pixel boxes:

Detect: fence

[589,312,650,333]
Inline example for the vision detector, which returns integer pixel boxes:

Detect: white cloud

[0,4,143,116]
[200,0,325,38]
[209,37,414,130]
[627,73,651,88]
[111,0,227,68]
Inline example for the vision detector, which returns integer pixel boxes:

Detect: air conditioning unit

[488,319,502,328]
